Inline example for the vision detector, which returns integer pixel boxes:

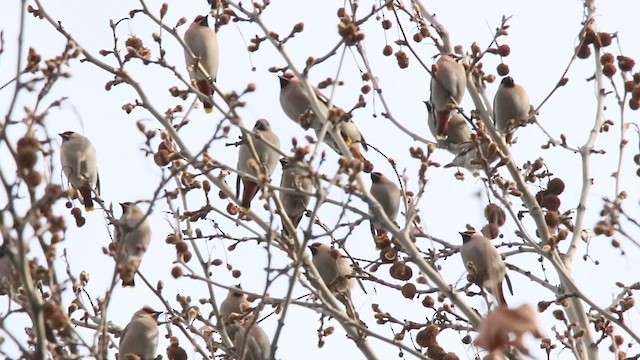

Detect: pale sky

[1,0,640,359]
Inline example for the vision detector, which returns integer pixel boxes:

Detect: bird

[459,231,512,306]
[493,76,532,141]
[236,119,281,212]
[425,100,472,153]
[278,157,313,236]
[445,139,499,175]
[220,285,253,323]
[227,322,271,360]
[114,202,152,287]
[184,14,219,113]
[308,242,354,297]
[118,306,162,360]
[0,242,22,296]
[430,54,467,140]
[278,75,372,171]
[59,131,99,211]
[369,172,401,236]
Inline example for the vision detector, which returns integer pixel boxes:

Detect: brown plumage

[459,231,512,306]
[236,119,281,212]
[279,157,313,236]
[430,54,467,140]
[59,131,99,211]
[184,15,219,113]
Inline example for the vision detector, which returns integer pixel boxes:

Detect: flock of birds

[51,12,536,360]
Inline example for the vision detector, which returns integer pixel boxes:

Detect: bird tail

[79,186,94,211]
[436,110,451,140]
[196,79,215,113]
[240,179,259,212]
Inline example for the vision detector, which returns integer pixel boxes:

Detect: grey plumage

[119,306,161,360]
[369,172,401,234]
[425,101,472,153]
[308,242,354,296]
[278,75,371,170]
[493,76,531,139]
[278,157,313,235]
[220,285,253,323]
[115,202,152,287]
[59,131,99,211]
[227,323,271,360]
[184,14,219,113]
[237,119,281,211]
[429,54,467,140]
[459,231,510,306]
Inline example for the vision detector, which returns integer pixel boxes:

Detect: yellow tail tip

[85,206,95,212]
[239,207,250,213]
[205,107,214,114]
[436,134,449,140]
[344,137,353,146]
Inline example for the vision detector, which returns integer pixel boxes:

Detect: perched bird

[119,306,162,360]
[493,76,531,140]
[278,157,313,236]
[308,242,360,319]
[115,202,152,287]
[227,323,271,360]
[59,131,99,211]
[369,172,401,236]
[425,101,472,153]
[430,54,467,140]
[0,242,22,296]
[308,243,354,297]
[278,75,371,171]
[220,285,253,323]
[459,231,512,306]
[184,14,219,113]
[236,119,281,212]
[445,140,499,176]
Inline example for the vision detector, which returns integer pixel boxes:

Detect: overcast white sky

[2,0,640,359]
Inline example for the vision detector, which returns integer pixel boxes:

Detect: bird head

[254,119,270,131]
[194,15,209,27]
[501,76,515,88]
[58,131,76,142]
[370,172,382,183]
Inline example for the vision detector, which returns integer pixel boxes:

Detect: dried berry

[481,223,500,239]
[577,45,591,59]
[603,63,617,78]
[547,178,565,195]
[484,203,506,226]
[497,63,510,76]
[401,283,417,299]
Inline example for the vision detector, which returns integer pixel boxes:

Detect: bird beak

[58,133,67,140]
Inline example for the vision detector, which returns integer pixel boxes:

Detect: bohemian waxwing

[459,231,512,306]
[184,14,219,113]
[236,119,281,212]
[278,75,372,171]
[0,241,25,296]
[308,242,354,297]
[308,242,361,319]
[59,131,99,211]
[425,101,472,153]
[227,323,271,360]
[278,157,313,236]
[119,306,162,360]
[493,76,531,140]
[115,202,152,287]
[445,139,499,176]
[430,54,467,140]
[369,172,401,236]
[220,285,253,323]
